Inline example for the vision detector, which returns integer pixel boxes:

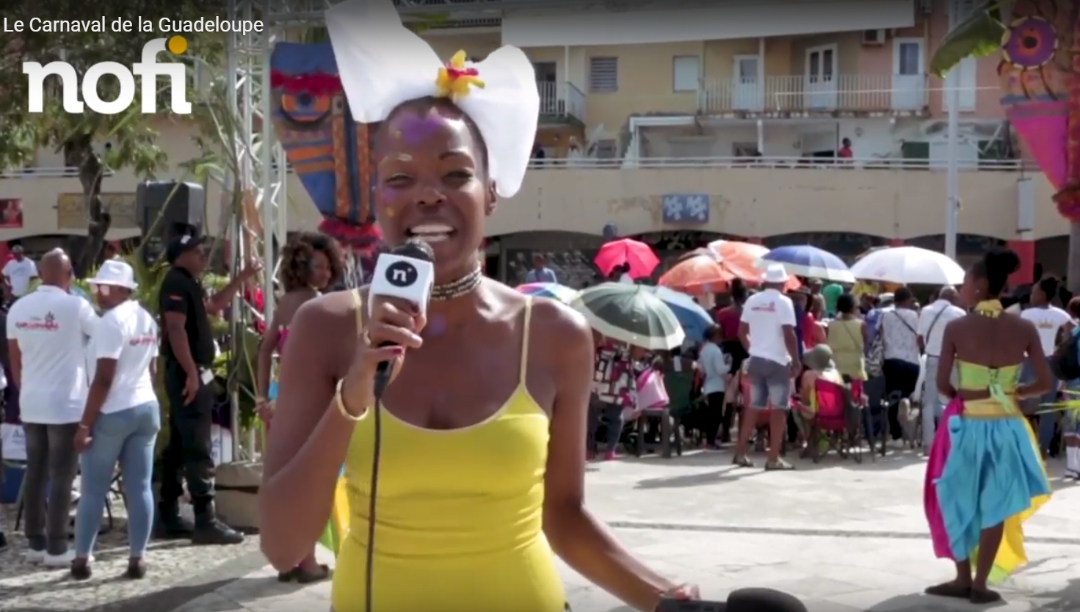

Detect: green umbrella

[571,282,685,350]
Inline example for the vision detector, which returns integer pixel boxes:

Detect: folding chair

[798,378,863,464]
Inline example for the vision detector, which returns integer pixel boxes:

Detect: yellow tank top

[331,294,565,612]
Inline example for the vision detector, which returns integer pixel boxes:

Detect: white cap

[762,264,789,284]
[88,259,138,290]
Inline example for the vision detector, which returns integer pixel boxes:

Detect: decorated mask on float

[997,0,1079,219]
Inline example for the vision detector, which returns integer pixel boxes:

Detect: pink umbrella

[593,238,660,279]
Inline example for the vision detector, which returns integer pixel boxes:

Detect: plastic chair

[802,378,862,463]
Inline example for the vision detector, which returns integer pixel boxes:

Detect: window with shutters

[901,141,930,167]
[672,56,699,92]
[589,57,618,93]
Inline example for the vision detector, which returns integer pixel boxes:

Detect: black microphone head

[392,238,434,263]
[727,588,807,612]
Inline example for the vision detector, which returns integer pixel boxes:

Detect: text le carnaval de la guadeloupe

[3,16,264,35]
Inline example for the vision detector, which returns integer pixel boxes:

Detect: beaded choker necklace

[974,299,1003,318]
[432,267,483,301]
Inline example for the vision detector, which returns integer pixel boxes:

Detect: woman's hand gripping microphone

[337,297,427,417]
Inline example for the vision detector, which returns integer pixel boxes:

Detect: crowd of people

[586,257,1080,475]
[0,228,262,578]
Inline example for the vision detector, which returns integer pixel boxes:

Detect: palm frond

[929,2,1008,77]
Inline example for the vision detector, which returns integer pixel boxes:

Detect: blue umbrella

[644,285,713,341]
[758,245,855,283]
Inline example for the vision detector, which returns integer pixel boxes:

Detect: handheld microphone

[367,239,435,395]
[363,238,434,612]
[656,588,808,612]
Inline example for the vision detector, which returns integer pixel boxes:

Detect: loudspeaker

[136,181,205,264]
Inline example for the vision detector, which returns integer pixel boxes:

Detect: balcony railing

[0,167,116,178]
[537,81,585,123]
[3,156,1028,180]
[700,74,930,114]
[526,156,1030,170]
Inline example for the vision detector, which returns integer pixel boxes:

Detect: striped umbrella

[757,245,856,283]
[516,282,579,303]
[571,282,684,350]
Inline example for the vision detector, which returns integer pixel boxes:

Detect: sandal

[969,588,1002,605]
[277,568,297,582]
[764,460,794,471]
[731,455,753,468]
[295,564,331,584]
[924,582,971,599]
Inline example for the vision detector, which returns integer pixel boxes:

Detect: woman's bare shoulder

[292,288,369,340]
[526,291,593,354]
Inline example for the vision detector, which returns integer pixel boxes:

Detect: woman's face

[310,251,332,290]
[375,103,495,281]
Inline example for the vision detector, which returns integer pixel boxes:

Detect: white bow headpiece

[325,0,540,198]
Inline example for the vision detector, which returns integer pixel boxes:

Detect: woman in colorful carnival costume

[256,232,343,582]
[924,249,1053,605]
[257,1,700,611]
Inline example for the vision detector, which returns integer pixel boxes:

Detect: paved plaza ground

[3,448,1079,611]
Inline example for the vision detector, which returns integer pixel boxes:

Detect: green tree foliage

[0,0,224,275]
[929,1,1006,76]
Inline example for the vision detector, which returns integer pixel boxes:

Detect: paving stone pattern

[5,448,1080,611]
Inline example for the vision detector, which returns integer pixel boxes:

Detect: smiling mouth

[406,224,456,243]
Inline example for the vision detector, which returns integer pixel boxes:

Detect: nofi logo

[22,36,191,115]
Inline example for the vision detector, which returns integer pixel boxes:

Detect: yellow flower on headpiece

[435,50,485,101]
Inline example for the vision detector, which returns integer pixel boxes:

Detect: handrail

[0,167,117,178]
[528,156,1035,170]
[1,156,1034,178]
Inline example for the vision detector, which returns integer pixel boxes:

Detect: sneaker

[603,451,617,461]
[23,549,45,564]
[192,519,245,545]
[43,550,75,567]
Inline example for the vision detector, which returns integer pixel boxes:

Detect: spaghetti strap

[519,297,533,385]
[351,289,364,339]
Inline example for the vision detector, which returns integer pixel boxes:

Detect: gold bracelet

[334,378,367,421]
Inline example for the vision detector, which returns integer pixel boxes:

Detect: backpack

[1050,327,1080,381]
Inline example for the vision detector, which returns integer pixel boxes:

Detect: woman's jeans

[74,401,161,558]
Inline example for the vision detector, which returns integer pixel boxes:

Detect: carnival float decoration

[269,42,382,285]
[932,0,1079,220]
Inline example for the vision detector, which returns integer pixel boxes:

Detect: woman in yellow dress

[258,1,698,610]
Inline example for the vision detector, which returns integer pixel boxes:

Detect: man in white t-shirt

[1020,276,1074,455]
[70,260,160,579]
[917,286,965,450]
[3,245,38,299]
[7,249,97,565]
[736,264,800,471]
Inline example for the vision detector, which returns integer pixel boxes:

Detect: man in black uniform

[157,228,260,544]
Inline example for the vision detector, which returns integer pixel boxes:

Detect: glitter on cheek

[384,206,396,218]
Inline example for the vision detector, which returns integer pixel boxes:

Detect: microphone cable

[364,363,393,612]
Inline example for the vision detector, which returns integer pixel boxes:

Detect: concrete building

[0,0,1061,281]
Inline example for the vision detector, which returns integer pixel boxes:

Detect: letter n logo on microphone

[386,261,418,288]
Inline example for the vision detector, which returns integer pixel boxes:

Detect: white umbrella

[849,246,965,285]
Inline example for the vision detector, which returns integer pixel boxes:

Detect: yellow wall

[485,167,1064,242]
[419,33,873,140]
